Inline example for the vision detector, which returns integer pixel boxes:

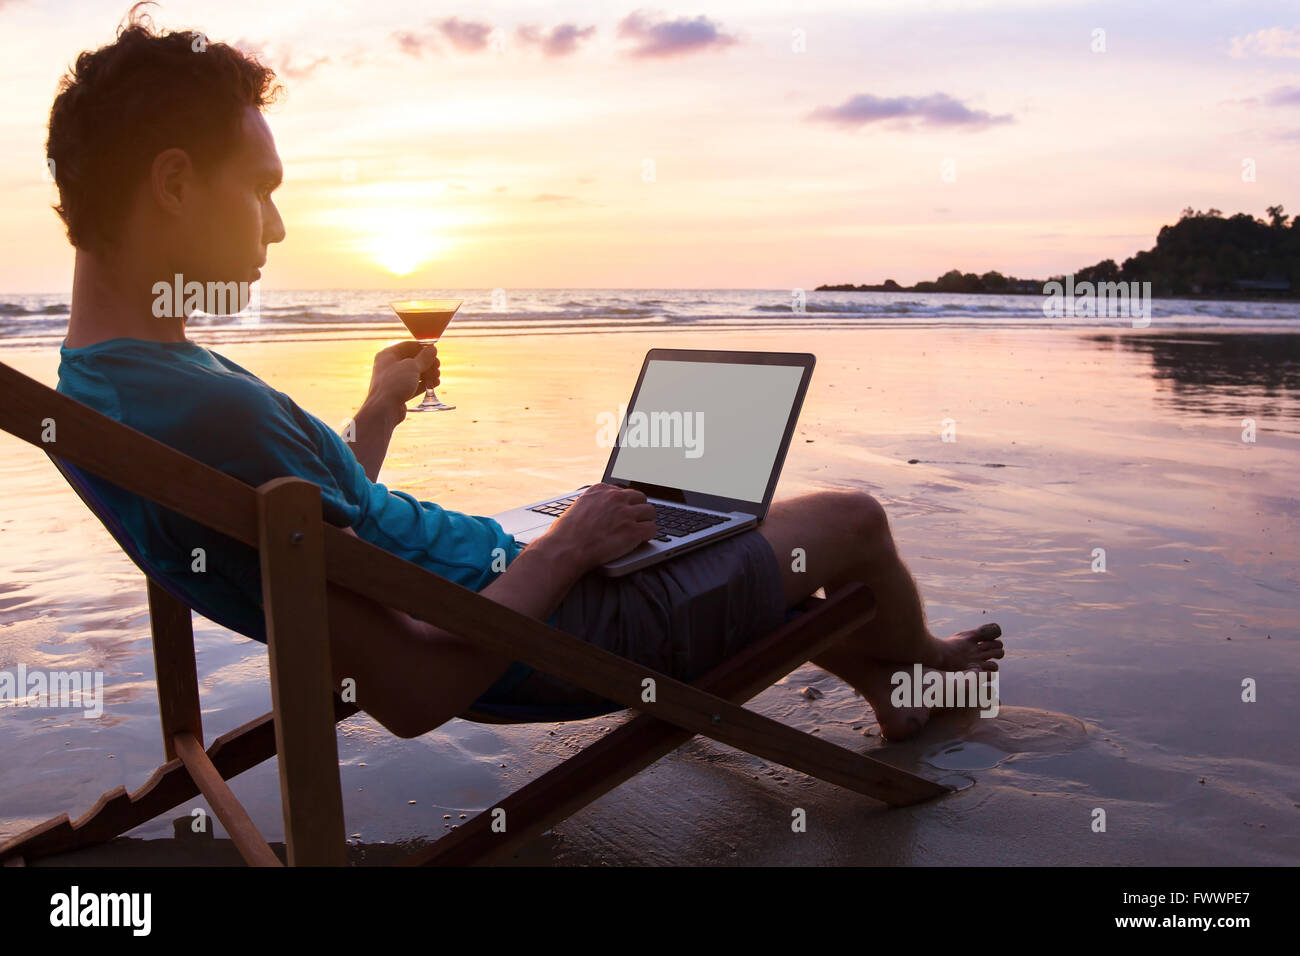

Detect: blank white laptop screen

[608,360,805,504]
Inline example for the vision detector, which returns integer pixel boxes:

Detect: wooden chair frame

[0,358,950,866]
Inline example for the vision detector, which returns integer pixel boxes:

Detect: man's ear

[150,147,196,218]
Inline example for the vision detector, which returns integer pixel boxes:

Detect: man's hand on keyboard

[541,483,658,572]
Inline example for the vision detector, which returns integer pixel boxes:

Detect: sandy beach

[1,325,1297,866]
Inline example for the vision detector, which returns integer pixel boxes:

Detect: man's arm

[346,398,401,483]
[477,483,660,623]
[338,524,588,638]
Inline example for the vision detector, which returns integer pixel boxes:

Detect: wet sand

[1,326,1297,865]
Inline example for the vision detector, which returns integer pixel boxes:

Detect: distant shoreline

[817,206,1299,303]
[814,284,1300,305]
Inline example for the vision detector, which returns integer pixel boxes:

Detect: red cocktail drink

[390,299,462,412]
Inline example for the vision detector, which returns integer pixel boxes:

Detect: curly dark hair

[46,3,283,254]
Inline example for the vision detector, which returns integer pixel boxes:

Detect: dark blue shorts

[469,529,793,716]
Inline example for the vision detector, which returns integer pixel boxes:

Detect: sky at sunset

[1,0,1298,293]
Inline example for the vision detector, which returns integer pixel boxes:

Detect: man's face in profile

[173,106,285,307]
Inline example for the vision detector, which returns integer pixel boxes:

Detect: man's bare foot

[855,656,930,740]
[856,660,990,741]
[857,624,1004,741]
[922,622,1004,671]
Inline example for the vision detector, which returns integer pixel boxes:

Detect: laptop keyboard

[528,497,729,542]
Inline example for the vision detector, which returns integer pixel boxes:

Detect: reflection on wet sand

[1089,332,1300,426]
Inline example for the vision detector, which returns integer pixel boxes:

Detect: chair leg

[173,731,282,866]
[256,478,348,866]
[147,577,202,762]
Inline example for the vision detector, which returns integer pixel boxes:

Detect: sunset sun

[363,210,449,276]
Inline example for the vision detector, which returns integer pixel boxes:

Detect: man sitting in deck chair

[48,10,1003,742]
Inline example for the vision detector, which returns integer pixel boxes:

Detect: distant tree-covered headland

[817,206,1298,298]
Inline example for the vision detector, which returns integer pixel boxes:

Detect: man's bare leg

[758,490,1003,740]
[324,582,512,739]
[324,489,1002,743]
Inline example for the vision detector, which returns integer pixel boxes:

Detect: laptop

[491,348,815,576]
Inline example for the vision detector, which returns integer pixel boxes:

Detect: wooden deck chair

[0,357,951,867]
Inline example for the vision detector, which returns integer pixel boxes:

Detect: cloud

[617,10,738,58]
[235,39,330,81]
[532,193,576,202]
[279,52,331,81]
[394,30,427,57]
[438,16,494,52]
[808,92,1013,130]
[392,18,496,57]
[1229,27,1300,58]
[1265,84,1300,106]
[516,23,596,57]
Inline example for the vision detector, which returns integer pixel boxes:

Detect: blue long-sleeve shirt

[56,337,526,642]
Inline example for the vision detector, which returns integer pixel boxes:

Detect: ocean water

[2,288,1297,347]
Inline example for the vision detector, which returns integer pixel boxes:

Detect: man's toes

[956,622,1002,643]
